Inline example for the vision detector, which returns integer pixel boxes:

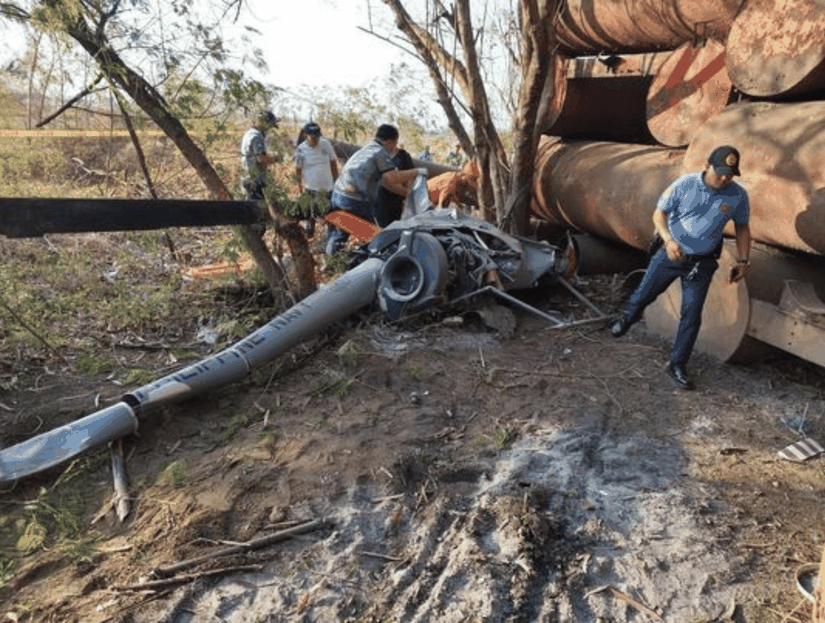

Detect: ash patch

[147,427,744,622]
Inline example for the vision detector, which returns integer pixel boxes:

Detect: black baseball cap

[256,110,279,128]
[303,122,321,135]
[708,145,741,176]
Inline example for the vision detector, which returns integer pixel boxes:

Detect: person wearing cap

[611,145,751,390]
[293,122,339,237]
[240,110,280,201]
[325,123,421,256]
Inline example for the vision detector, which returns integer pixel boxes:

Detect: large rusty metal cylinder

[726,0,825,98]
[685,100,825,256]
[541,53,668,143]
[530,135,825,366]
[531,137,686,250]
[646,40,733,147]
[543,76,655,142]
[554,0,743,55]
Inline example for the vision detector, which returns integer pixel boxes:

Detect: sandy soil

[1,254,825,623]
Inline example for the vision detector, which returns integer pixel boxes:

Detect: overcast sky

[231,0,407,90]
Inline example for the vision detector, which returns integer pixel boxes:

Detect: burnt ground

[1,237,825,623]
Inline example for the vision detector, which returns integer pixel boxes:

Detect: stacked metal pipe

[534,0,825,366]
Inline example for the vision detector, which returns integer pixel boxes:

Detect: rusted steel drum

[569,234,648,275]
[531,136,686,250]
[543,76,656,142]
[542,53,669,143]
[646,40,733,147]
[726,0,825,98]
[554,0,742,55]
[684,100,825,256]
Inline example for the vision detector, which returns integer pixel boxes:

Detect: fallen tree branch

[151,518,327,578]
[113,564,262,592]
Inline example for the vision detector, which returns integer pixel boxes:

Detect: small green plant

[157,460,189,488]
[493,426,517,450]
[74,351,118,377]
[257,431,279,455]
[308,368,353,398]
[408,365,427,381]
[169,347,201,361]
[13,462,95,564]
[337,340,360,369]
[205,411,256,452]
[60,533,100,567]
[123,367,155,387]
[323,249,352,275]
[0,552,17,589]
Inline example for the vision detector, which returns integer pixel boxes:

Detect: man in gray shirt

[240,110,280,200]
[325,124,419,255]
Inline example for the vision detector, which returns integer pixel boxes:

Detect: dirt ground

[2,238,825,623]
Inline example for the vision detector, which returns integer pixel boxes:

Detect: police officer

[611,145,752,390]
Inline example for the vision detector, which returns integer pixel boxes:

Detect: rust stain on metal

[646,40,732,147]
[726,0,825,97]
[554,0,742,55]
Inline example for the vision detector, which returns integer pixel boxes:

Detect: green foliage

[215,69,272,117]
[328,109,368,143]
[0,550,17,590]
[493,426,517,450]
[408,365,427,381]
[205,411,257,451]
[157,460,189,488]
[336,340,360,369]
[322,249,352,276]
[11,456,104,563]
[123,368,156,387]
[74,351,118,377]
[308,368,354,398]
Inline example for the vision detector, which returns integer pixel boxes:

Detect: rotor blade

[0,198,266,238]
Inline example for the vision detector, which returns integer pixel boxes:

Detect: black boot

[667,363,694,390]
[611,317,630,338]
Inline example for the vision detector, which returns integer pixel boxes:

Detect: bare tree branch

[36,73,105,127]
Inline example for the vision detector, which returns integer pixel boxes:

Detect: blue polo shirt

[657,172,750,256]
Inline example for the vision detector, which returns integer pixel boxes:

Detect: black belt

[683,252,717,262]
[683,242,723,262]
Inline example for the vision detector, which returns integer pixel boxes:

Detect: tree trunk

[63,15,286,295]
[500,0,558,235]
[267,205,317,301]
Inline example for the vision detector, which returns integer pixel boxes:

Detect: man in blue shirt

[325,124,421,256]
[611,145,752,390]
